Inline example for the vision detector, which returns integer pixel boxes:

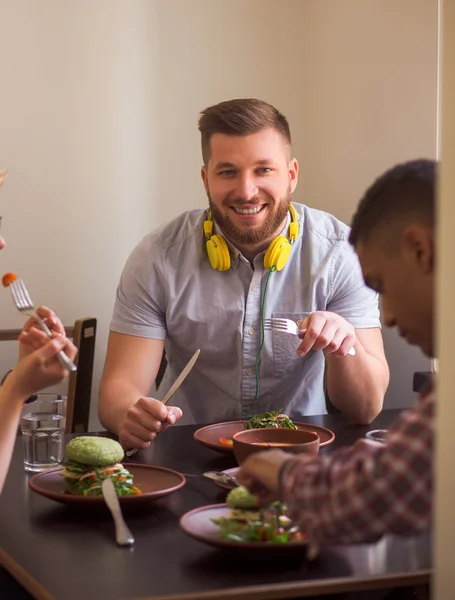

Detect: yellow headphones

[203,203,299,272]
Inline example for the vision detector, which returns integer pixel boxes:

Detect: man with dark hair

[99,98,389,450]
[238,158,436,547]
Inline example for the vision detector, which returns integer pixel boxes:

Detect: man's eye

[257,168,272,174]
[218,170,235,176]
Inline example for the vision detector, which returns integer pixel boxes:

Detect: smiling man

[237,158,435,549]
[99,99,389,450]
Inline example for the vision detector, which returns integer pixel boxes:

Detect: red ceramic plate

[180,504,308,552]
[193,420,335,454]
[29,463,186,506]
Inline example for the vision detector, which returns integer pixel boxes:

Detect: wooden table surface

[0,410,431,600]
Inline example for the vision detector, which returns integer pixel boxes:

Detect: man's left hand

[297,311,356,358]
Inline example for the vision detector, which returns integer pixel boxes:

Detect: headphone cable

[244,265,276,419]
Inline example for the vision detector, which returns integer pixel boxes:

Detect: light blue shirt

[110,203,380,424]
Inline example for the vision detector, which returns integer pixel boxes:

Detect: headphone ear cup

[206,234,231,271]
[264,235,292,271]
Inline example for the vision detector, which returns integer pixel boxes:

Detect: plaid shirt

[280,387,434,546]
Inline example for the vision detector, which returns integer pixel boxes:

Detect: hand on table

[119,397,183,450]
[297,311,356,358]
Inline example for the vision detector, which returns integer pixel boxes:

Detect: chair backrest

[156,350,167,391]
[0,317,97,433]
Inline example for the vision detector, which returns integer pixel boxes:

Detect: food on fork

[2,272,17,287]
[218,410,297,446]
[60,436,141,496]
[212,486,305,543]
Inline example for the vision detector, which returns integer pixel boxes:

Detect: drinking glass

[20,394,67,472]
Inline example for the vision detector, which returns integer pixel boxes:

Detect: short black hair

[349,158,436,248]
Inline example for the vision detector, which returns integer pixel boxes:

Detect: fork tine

[11,279,32,310]
[15,280,28,308]
[10,282,24,309]
[17,278,34,308]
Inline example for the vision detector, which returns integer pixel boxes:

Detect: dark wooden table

[0,410,431,600]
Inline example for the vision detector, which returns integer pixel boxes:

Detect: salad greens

[244,409,298,431]
[212,500,304,544]
[61,460,141,497]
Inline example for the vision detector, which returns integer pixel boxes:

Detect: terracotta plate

[180,504,308,553]
[194,420,335,454]
[29,463,186,506]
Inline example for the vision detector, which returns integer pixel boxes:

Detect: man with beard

[99,99,389,451]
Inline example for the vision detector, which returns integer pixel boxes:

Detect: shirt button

[251,283,257,291]
[246,368,253,376]
[248,327,255,335]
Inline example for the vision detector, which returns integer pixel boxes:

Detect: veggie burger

[60,436,141,496]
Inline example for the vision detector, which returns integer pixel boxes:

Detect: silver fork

[9,278,77,372]
[263,317,356,356]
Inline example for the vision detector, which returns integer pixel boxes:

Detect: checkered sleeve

[280,390,435,546]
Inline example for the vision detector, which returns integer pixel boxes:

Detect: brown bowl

[232,428,320,465]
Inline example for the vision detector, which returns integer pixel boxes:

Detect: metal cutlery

[126,349,201,457]
[8,278,77,371]
[101,478,135,547]
[263,317,356,356]
[202,471,239,488]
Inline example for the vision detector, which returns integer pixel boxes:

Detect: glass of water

[20,394,67,472]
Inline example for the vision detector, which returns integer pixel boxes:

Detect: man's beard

[208,189,291,246]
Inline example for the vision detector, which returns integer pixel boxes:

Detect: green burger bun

[65,436,124,466]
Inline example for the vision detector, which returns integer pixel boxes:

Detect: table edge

[0,540,431,600]
[133,570,432,600]
[0,546,55,600]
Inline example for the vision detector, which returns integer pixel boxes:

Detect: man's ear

[402,226,434,274]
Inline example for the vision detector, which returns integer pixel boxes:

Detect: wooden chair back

[0,317,97,433]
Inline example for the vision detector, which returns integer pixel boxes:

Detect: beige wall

[0,0,161,428]
[0,0,437,427]
[299,0,438,408]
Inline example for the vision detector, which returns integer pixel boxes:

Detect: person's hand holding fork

[297,311,356,358]
[18,306,66,360]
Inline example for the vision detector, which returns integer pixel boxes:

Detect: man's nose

[234,175,259,201]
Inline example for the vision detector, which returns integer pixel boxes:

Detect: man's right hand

[118,397,183,450]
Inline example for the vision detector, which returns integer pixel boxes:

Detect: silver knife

[161,348,200,405]
[125,349,200,457]
[101,478,135,546]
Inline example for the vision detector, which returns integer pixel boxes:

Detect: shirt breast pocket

[271,312,311,378]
